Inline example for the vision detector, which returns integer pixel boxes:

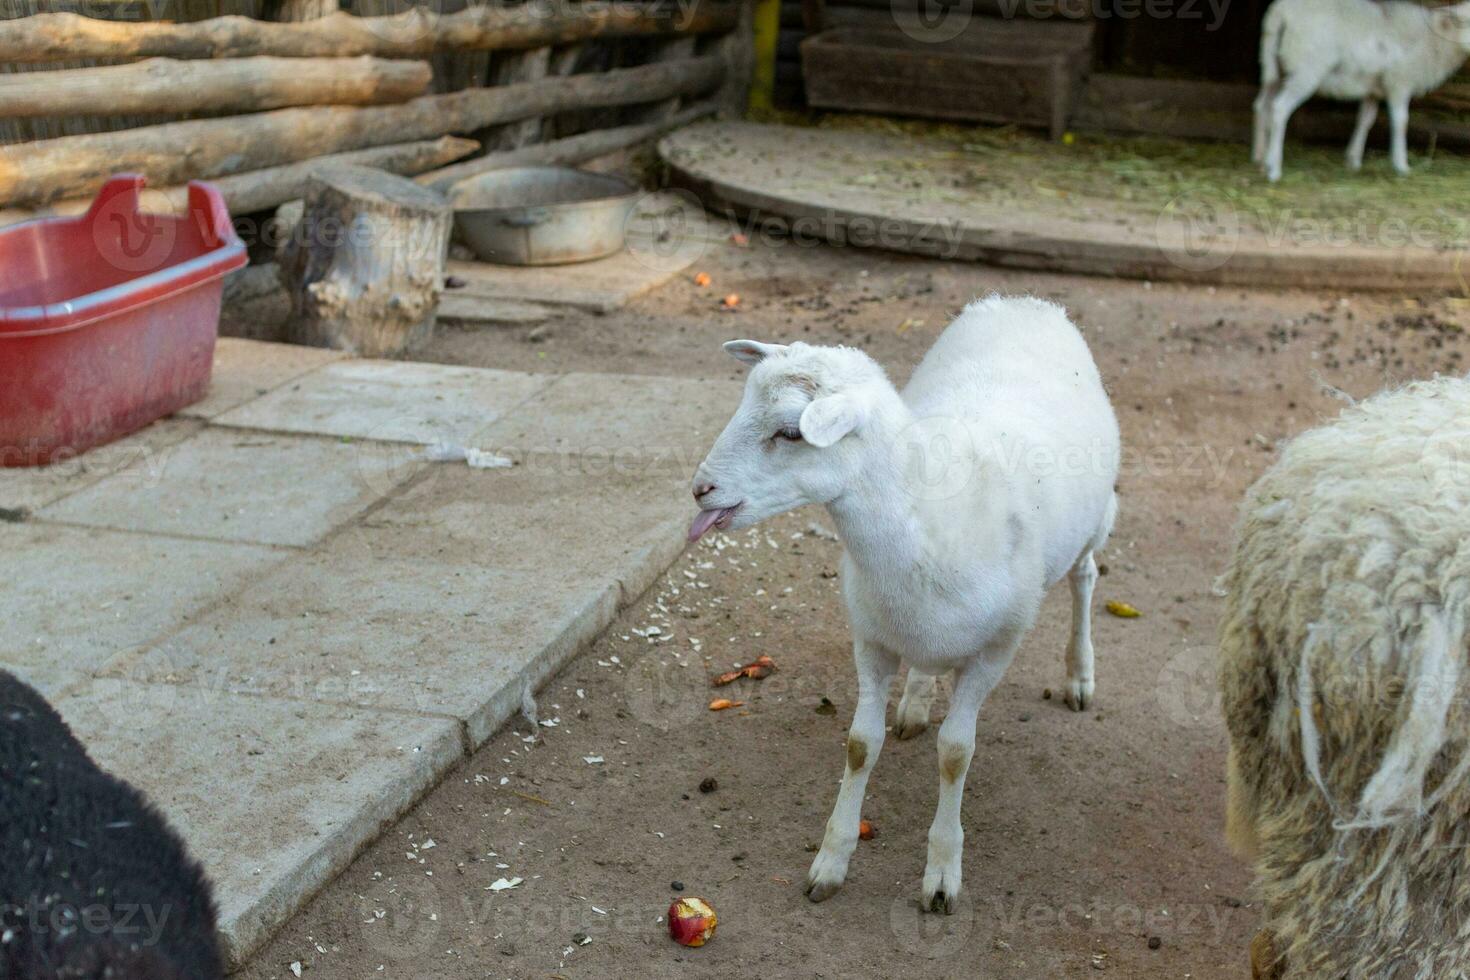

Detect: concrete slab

[181,338,347,421]
[0,419,202,513]
[53,678,463,967]
[333,464,688,598]
[212,360,552,446]
[445,249,682,314]
[7,343,705,969]
[0,523,283,698]
[40,429,420,547]
[479,371,740,468]
[104,554,619,748]
[437,293,554,326]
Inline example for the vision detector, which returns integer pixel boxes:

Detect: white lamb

[688,296,1120,912]
[1252,0,1470,181]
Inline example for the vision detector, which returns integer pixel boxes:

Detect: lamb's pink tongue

[688,507,730,542]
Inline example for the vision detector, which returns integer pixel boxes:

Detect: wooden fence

[0,0,750,217]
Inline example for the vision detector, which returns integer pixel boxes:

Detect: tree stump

[279,165,450,356]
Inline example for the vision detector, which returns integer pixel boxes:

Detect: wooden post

[278,165,451,356]
[486,46,553,149]
[631,36,697,123]
[718,0,756,117]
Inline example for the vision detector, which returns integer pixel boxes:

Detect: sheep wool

[1221,375,1470,979]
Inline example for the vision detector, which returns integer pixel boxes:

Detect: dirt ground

[236,225,1470,980]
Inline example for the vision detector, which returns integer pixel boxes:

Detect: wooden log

[279,165,451,356]
[0,136,478,225]
[0,56,431,118]
[0,2,739,63]
[0,54,724,207]
[418,99,717,191]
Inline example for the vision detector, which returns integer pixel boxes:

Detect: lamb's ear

[800,392,864,448]
[723,340,788,366]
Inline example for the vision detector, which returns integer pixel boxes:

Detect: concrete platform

[0,338,738,969]
[661,120,1470,292]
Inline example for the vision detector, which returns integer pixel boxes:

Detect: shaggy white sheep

[1220,375,1470,979]
[1252,0,1470,181]
[689,296,1120,912]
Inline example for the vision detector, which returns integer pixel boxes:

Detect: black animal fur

[0,671,223,980]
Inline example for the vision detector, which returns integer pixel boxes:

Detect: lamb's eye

[774,427,803,442]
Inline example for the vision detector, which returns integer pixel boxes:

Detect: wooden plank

[801,26,1089,136]
[1075,73,1470,149]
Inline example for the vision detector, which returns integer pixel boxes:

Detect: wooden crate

[801,22,1092,139]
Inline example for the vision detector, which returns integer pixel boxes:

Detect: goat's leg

[1265,76,1317,182]
[1346,97,1378,172]
[894,667,938,740]
[1251,81,1280,166]
[1064,550,1098,711]
[1386,90,1411,175]
[806,639,898,903]
[922,644,1015,914]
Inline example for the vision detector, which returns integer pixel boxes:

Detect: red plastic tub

[0,175,246,467]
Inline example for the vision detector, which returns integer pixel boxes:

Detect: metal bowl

[449,167,639,266]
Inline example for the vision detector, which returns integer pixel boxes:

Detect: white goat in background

[1253,0,1470,181]
[688,297,1120,912]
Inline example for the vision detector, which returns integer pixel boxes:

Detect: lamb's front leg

[923,646,1014,914]
[806,640,897,902]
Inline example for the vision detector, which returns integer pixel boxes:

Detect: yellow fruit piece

[1106,600,1141,619]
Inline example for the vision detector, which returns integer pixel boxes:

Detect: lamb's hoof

[805,879,842,903]
[921,863,961,915]
[805,849,849,903]
[893,717,929,740]
[1064,677,1094,712]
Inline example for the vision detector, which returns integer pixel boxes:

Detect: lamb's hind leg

[1252,81,1280,166]
[1346,97,1378,172]
[923,642,1014,914]
[1065,550,1099,712]
[894,668,938,740]
[806,639,898,902]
